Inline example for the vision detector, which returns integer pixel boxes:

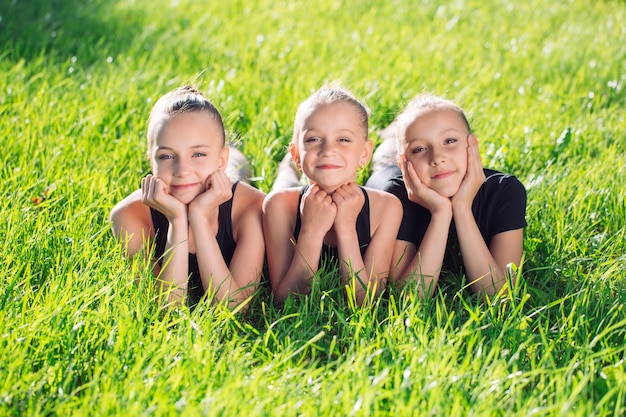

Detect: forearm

[402,210,451,298]
[159,218,190,304]
[189,217,235,305]
[336,231,371,304]
[274,232,324,303]
[453,207,506,295]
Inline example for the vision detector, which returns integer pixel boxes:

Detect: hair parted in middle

[292,85,371,144]
[394,93,471,148]
[146,86,226,156]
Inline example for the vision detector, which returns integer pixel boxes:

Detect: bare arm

[392,207,452,298]
[263,186,334,304]
[332,183,369,304]
[357,189,402,304]
[110,180,190,305]
[392,155,453,298]
[220,182,265,305]
[454,209,522,295]
[189,173,264,308]
[141,175,190,304]
[452,135,520,296]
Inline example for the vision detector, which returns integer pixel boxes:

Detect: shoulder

[233,181,265,208]
[231,182,265,223]
[481,168,527,200]
[364,187,400,204]
[262,187,300,213]
[483,169,526,190]
[363,187,402,216]
[110,190,150,225]
[110,189,153,242]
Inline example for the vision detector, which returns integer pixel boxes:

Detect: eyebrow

[156,144,212,151]
[303,127,359,136]
[440,127,463,135]
[407,127,463,140]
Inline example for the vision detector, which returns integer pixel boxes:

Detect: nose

[430,146,446,166]
[174,158,192,177]
[430,148,447,166]
[318,140,336,156]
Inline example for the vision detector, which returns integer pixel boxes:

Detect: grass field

[1,0,626,415]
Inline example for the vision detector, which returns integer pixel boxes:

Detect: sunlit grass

[1,0,625,415]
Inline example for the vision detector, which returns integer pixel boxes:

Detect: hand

[398,154,451,215]
[189,170,233,220]
[331,182,364,234]
[299,184,337,238]
[451,135,485,210]
[141,174,187,221]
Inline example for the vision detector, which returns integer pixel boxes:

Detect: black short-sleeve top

[381,167,527,273]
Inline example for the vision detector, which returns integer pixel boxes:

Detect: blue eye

[305,136,321,143]
[192,152,206,157]
[158,154,174,160]
[339,137,351,143]
[412,146,426,154]
[445,138,458,144]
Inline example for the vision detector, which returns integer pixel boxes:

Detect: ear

[218,146,230,170]
[359,139,374,168]
[289,143,301,170]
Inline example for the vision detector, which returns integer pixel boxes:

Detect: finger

[345,182,361,194]
[467,135,482,173]
[397,154,407,176]
[405,158,422,189]
[155,177,169,196]
[307,184,319,197]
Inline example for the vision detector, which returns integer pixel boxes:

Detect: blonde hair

[395,94,470,148]
[292,86,370,143]
[146,86,225,156]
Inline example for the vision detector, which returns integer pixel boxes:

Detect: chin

[434,186,460,198]
[171,193,197,205]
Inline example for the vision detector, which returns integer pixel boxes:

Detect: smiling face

[150,111,228,204]
[399,108,470,197]
[291,102,372,193]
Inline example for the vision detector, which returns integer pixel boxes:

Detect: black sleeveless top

[150,182,238,305]
[294,185,371,263]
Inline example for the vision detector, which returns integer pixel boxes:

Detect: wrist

[429,200,453,219]
[451,201,473,219]
[168,211,188,225]
[188,206,216,226]
[333,219,357,235]
[298,226,327,243]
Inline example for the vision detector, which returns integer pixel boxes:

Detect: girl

[263,86,402,305]
[110,86,265,308]
[366,94,527,298]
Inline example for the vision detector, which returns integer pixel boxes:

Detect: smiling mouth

[432,171,455,179]
[170,183,200,190]
[316,164,342,169]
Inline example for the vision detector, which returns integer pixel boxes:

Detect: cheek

[456,153,469,174]
[151,160,166,175]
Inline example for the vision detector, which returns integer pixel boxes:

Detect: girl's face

[150,111,228,204]
[400,108,470,198]
[290,102,372,193]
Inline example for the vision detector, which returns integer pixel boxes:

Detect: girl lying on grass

[367,94,527,298]
[110,86,265,308]
[263,86,402,306]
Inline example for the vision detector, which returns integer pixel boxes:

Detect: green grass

[1,0,626,415]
